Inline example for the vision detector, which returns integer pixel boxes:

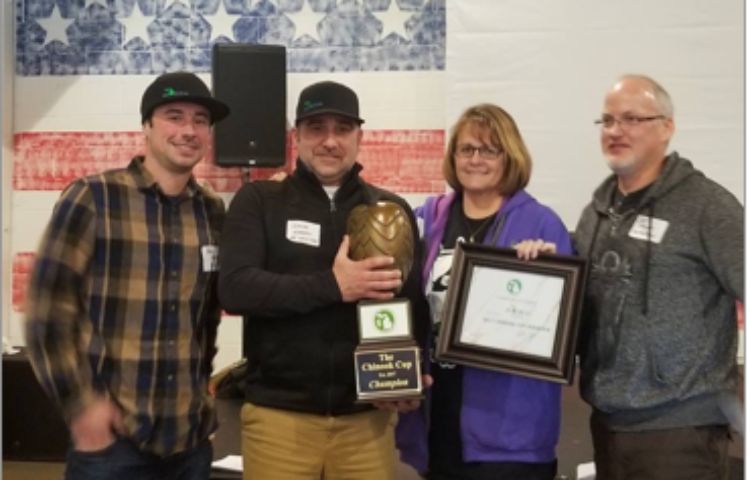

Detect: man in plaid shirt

[24,71,230,480]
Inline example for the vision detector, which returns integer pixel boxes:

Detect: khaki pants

[240,403,396,480]
[590,412,730,480]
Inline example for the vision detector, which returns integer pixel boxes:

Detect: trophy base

[354,343,423,403]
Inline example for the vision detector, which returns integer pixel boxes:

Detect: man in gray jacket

[574,74,743,479]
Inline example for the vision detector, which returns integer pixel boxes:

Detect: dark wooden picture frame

[435,243,588,384]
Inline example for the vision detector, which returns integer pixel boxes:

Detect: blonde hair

[443,103,532,195]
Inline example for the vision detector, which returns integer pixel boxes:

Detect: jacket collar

[293,159,365,202]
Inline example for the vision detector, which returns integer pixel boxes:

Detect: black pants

[428,459,557,480]
[590,412,730,480]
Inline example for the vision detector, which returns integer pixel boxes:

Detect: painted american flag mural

[10,0,448,350]
[16,0,445,74]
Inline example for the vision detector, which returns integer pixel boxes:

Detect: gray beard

[605,155,637,176]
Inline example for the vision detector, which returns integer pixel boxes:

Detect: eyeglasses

[594,114,666,129]
[454,144,503,160]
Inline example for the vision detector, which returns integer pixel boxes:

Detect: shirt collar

[128,156,201,199]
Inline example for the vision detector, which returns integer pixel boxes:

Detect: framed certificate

[435,242,588,384]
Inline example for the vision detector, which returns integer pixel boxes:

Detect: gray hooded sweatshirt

[574,152,743,430]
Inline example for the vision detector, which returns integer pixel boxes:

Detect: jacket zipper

[327,195,337,414]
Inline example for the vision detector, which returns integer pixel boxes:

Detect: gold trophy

[347,201,423,402]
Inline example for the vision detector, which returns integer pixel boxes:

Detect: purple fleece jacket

[396,190,573,473]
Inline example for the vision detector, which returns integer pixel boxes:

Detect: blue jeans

[65,437,213,480]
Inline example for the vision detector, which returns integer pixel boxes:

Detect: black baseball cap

[295,81,364,125]
[140,71,230,124]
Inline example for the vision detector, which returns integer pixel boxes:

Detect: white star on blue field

[16,0,446,75]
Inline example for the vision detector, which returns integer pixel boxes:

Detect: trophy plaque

[347,201,423,402]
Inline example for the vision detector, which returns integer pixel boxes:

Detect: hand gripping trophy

[347,201,423,402]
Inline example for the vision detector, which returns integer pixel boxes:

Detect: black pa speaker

[212,44,287,168]
[3,348,70,460]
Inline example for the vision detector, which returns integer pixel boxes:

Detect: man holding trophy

[218,80,430,480]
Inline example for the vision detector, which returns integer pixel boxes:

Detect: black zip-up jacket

[218,161,429,415]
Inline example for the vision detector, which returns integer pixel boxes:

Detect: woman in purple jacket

[398,103,573,480]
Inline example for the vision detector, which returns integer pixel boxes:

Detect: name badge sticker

[286,220,321,247]
[201,245,219,272]
[628,215,669,244]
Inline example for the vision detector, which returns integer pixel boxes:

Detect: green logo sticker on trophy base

[357,299,412,342]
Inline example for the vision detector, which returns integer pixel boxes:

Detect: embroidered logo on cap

[162,87,189,98]
[303,100,324,112]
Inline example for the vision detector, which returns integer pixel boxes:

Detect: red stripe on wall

[12,252,35,313]
[12,129,446,312]
[737,302,744,329]
[13,130,445,193]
